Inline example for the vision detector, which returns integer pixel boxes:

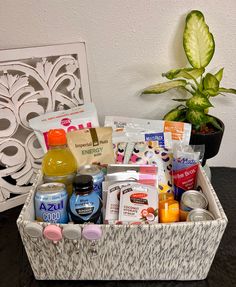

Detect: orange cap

[47,129,67,146]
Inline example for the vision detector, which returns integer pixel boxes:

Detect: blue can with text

[35,183,68,223]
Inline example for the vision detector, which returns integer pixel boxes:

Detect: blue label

[35,198,68,223]
[93,182,102,198]
[39,200,64,211]
[174,186,185,201]
[69,191,101,223]
[145,133,165,146]
[173,157,197,171]
[35,189,68,224]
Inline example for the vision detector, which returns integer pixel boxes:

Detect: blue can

[77,165,104,199]
[35,183,68,223]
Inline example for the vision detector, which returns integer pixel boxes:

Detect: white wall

[0,0,236,167]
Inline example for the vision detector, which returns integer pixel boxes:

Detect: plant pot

[189,117,224,166]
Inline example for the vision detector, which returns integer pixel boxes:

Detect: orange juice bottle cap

[48,129,67,146]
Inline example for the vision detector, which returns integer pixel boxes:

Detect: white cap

[25,222,43,238]
[63,224,81,240]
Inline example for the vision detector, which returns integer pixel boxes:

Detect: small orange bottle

[159,193,179,223]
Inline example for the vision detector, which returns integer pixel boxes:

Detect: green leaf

[183,10,215,68]
[142,80,187,94]
[162,67,205,80]
[202,88,219,97]
[163,106,186,121]
[206,116,223,131]
[203,73,219,92]
[214,68,224,82]
[186,94,213,110]
[154,209,158,217]
[219,87,236,94]
[186,109,208,126]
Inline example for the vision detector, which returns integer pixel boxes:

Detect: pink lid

[82,225,102,241]
[43,225,62,242]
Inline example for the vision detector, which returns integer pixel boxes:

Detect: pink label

[61,118,71,126]
[67,122,92,132]
[173,164,198,190]
[138,166,158,186]
[43,132,49,150]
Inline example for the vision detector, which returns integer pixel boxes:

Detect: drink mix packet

[173,144,205,201]
[29,103,99,153]
[105,116,191,145]
[66,127,115,166]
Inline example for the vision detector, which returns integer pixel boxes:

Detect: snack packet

[105,116,191,144]
[66,127,115,167]
[173,144,205,201]
[29,103,99,153]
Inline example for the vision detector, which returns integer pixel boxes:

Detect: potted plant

[142,10,236,165]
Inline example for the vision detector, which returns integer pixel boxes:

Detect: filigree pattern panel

[0,43,91,205]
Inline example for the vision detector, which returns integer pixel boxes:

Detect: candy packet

[29,103,99,153]
[172,144,205,201]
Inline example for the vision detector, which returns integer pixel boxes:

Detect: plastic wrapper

[29,103,99,153]
[105,116,192,145]
[173,144,205,201]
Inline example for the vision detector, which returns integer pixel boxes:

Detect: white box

[17,166,227,280]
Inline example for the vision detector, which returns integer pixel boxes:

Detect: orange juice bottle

[42,129,77,196]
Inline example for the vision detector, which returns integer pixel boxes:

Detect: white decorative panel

[0,43,91,211]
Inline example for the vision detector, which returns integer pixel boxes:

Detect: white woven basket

[17,166,227,280]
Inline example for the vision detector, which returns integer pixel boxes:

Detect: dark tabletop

[0,167,235,287]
